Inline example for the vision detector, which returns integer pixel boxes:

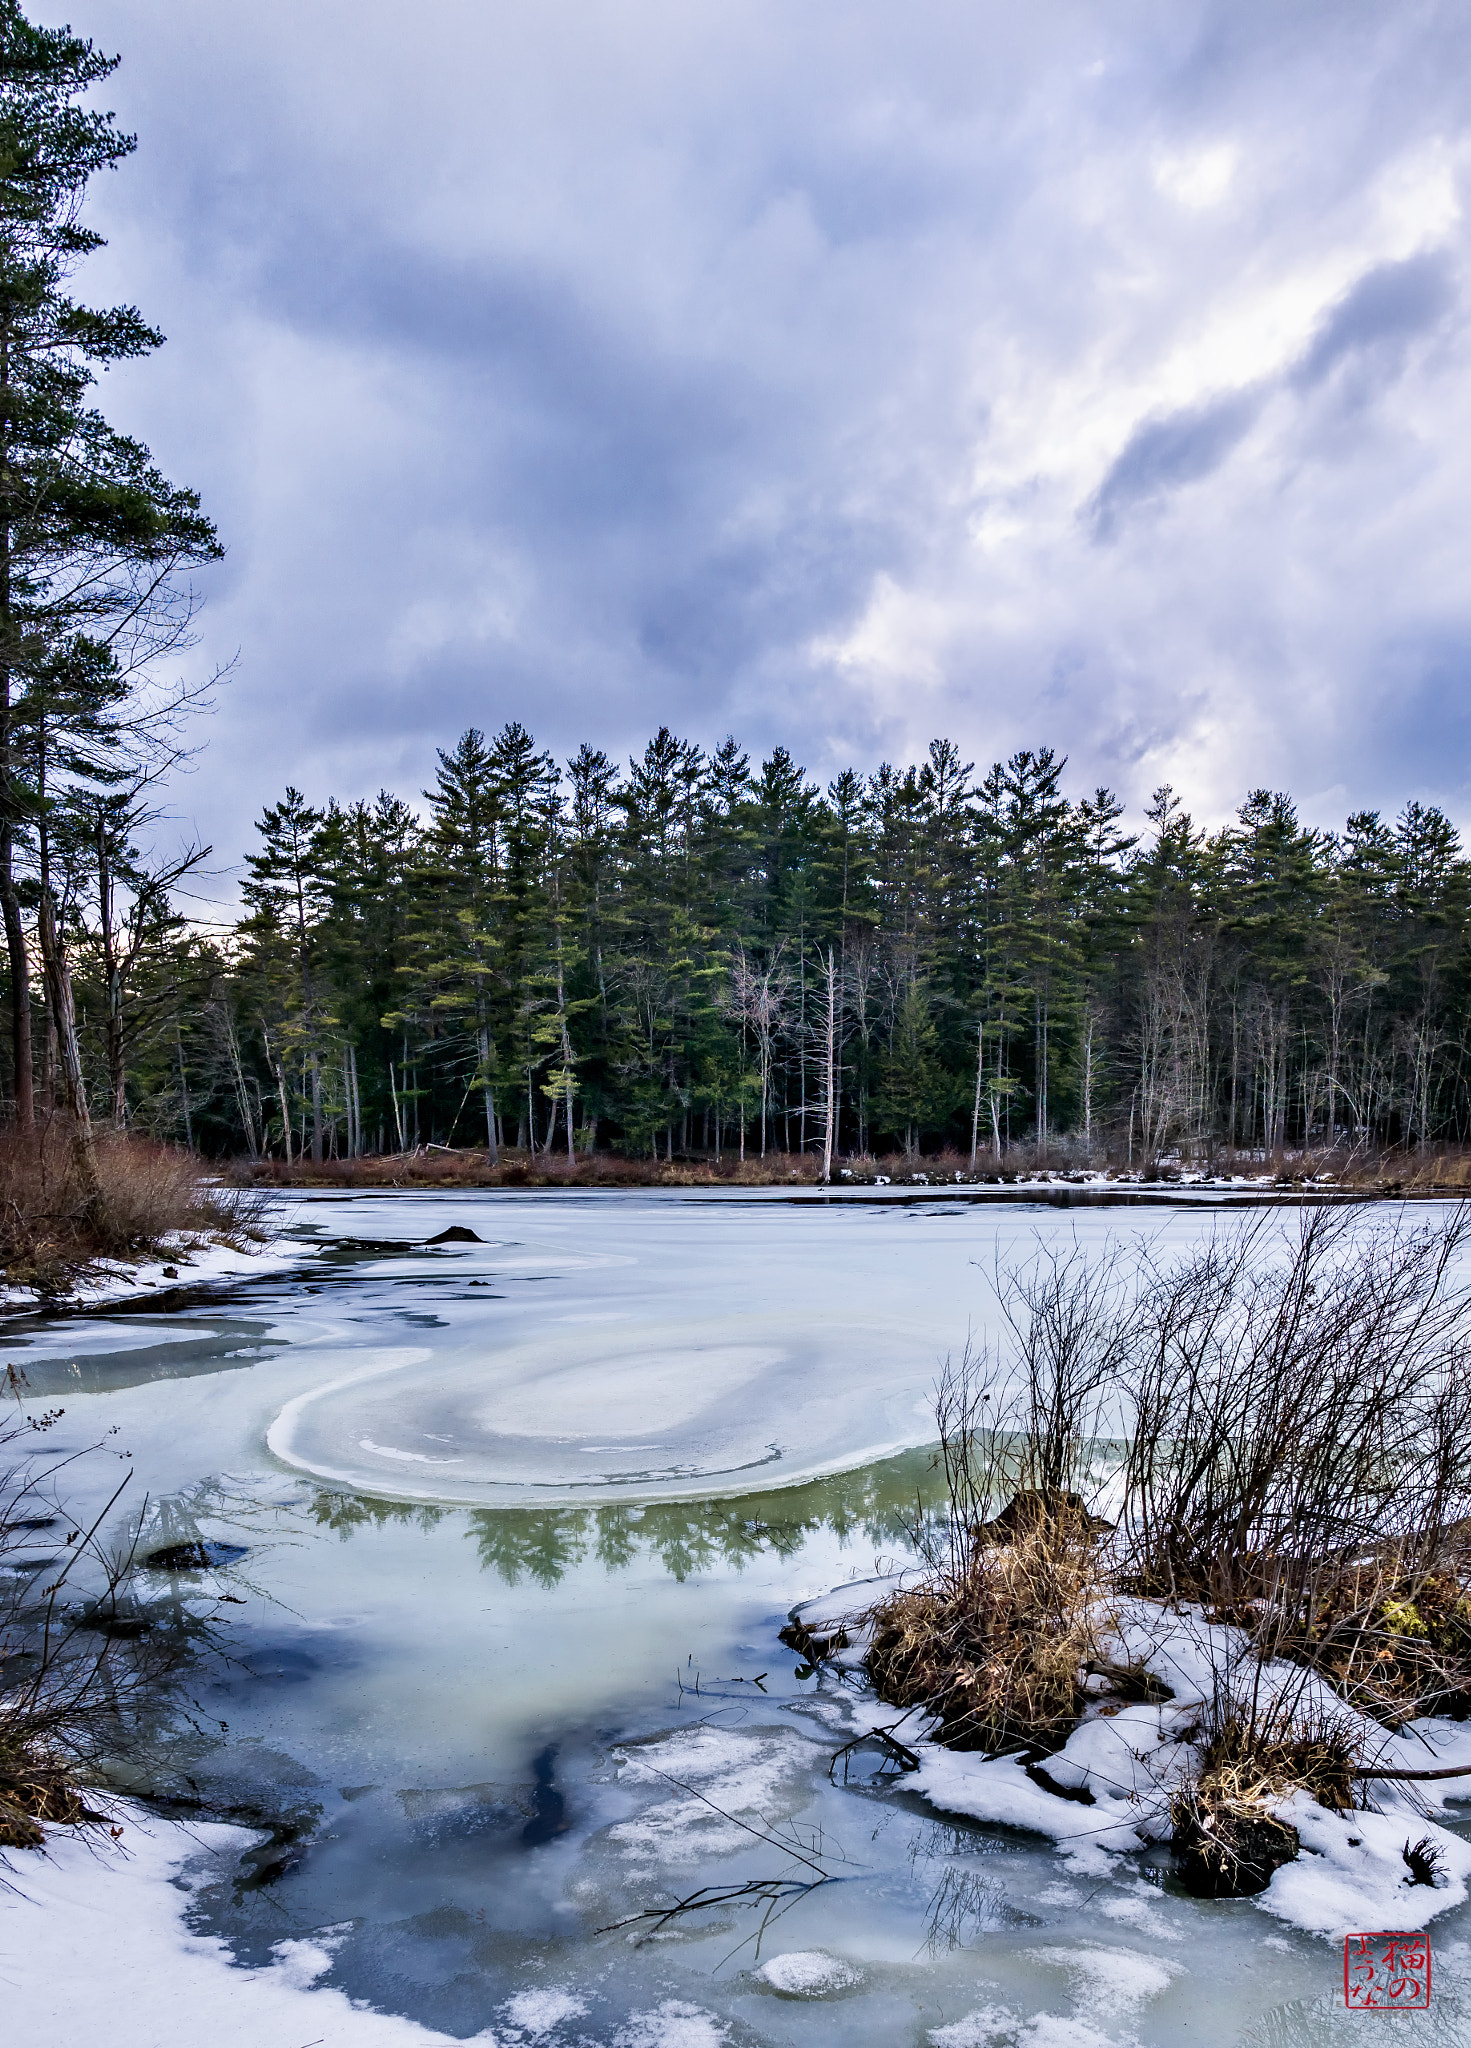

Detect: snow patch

[0,1227,307,1313]
[611,2001,728,2047]
[499,1987,589,2037]
[753,1949,860,1996]
[1025,1943,1182,2015]
[0,1802,499,2045]
[930,2009,1121,2048]
[1261,1791,1471,1937]
[609,1725,816,1865]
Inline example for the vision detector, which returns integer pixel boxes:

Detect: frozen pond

[7,1188,1470,2046]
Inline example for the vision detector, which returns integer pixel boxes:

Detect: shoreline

[234,1151,1466,1200]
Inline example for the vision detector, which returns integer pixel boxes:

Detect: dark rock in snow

[1174,1808,1300,1896]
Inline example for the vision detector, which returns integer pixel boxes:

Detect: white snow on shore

[0,1226,311,1314]
[0,1804,491,2045]
[791,1584,1471,1937]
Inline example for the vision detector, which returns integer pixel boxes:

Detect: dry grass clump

[868,1527,1102,1752]
[1170,1701,1360,1897]
[0,1736,109,1848]
[0,1123,266,1292]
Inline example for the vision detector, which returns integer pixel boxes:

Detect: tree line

[26,721,1471,1171]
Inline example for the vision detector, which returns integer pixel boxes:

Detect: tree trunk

[820,946,837,1185]
[224,1006,258,1159]
[176,1020,193,1150]
[1081,1004,1094,1150]
[96,814,128,1127]
[0,321,29,1133]
[0,846,32,1130]
[277,1064,293,1165]
[309,1051,323,1163]
[479,1026,499,1163]
[389,1060,405,1150]
[37,890,100,1207]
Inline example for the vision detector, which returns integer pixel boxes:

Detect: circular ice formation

[265,1316,939,1506]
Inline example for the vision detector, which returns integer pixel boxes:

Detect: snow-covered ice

[8,1187,1471,2047]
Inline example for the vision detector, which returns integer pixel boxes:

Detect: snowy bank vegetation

[788,1206,1471,1931]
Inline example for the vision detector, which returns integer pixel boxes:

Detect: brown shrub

[0,1738,108,1848]
[867,1526,1104,1753]
[0,1123,265,1292]
[1287,1556,1471,1720]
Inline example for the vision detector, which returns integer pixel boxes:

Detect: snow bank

[0,1803,495,2045]
[805,1588,1471,1937]
[0,1227,309,1313]
[1263,1790,1471,1936]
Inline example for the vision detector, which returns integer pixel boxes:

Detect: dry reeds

[868,1528,1102,1752]
[863,1253,1131,1752]
[0,1393,227,1851]
[1170,1699,1361,1897]
[0,1123,264,1293]
[1119,1207,1471,1721]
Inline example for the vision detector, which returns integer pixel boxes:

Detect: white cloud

[55,0,1471,867]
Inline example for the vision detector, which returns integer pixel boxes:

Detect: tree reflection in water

[306,1446,942,1588]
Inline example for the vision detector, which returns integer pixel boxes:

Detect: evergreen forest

[24,721,1471,1170]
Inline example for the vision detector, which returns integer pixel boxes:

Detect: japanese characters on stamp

[1344,1932,1431,2010]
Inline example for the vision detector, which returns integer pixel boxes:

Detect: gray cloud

[1293,251,1457,389]
[1089,388,1268,539]
[50,0,1471,884]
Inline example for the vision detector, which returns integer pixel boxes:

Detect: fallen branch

[595,1874,833,1941]
[1353,1761,1471,1782]
[829,1723,921,1781]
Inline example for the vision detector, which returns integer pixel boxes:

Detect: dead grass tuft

[1170,1702,1360,1897]
[867,1526,1103,1752]
[0,1124,266,1292]
[0,1737,109,1848]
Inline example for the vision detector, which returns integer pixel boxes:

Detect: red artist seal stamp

[1344,1932,1431,2010]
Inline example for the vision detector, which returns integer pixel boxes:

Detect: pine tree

[0,5,219,1128]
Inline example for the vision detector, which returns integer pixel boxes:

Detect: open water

[8,1187,1469,2046]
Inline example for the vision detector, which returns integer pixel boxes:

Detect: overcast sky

[56,0,1471,874]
